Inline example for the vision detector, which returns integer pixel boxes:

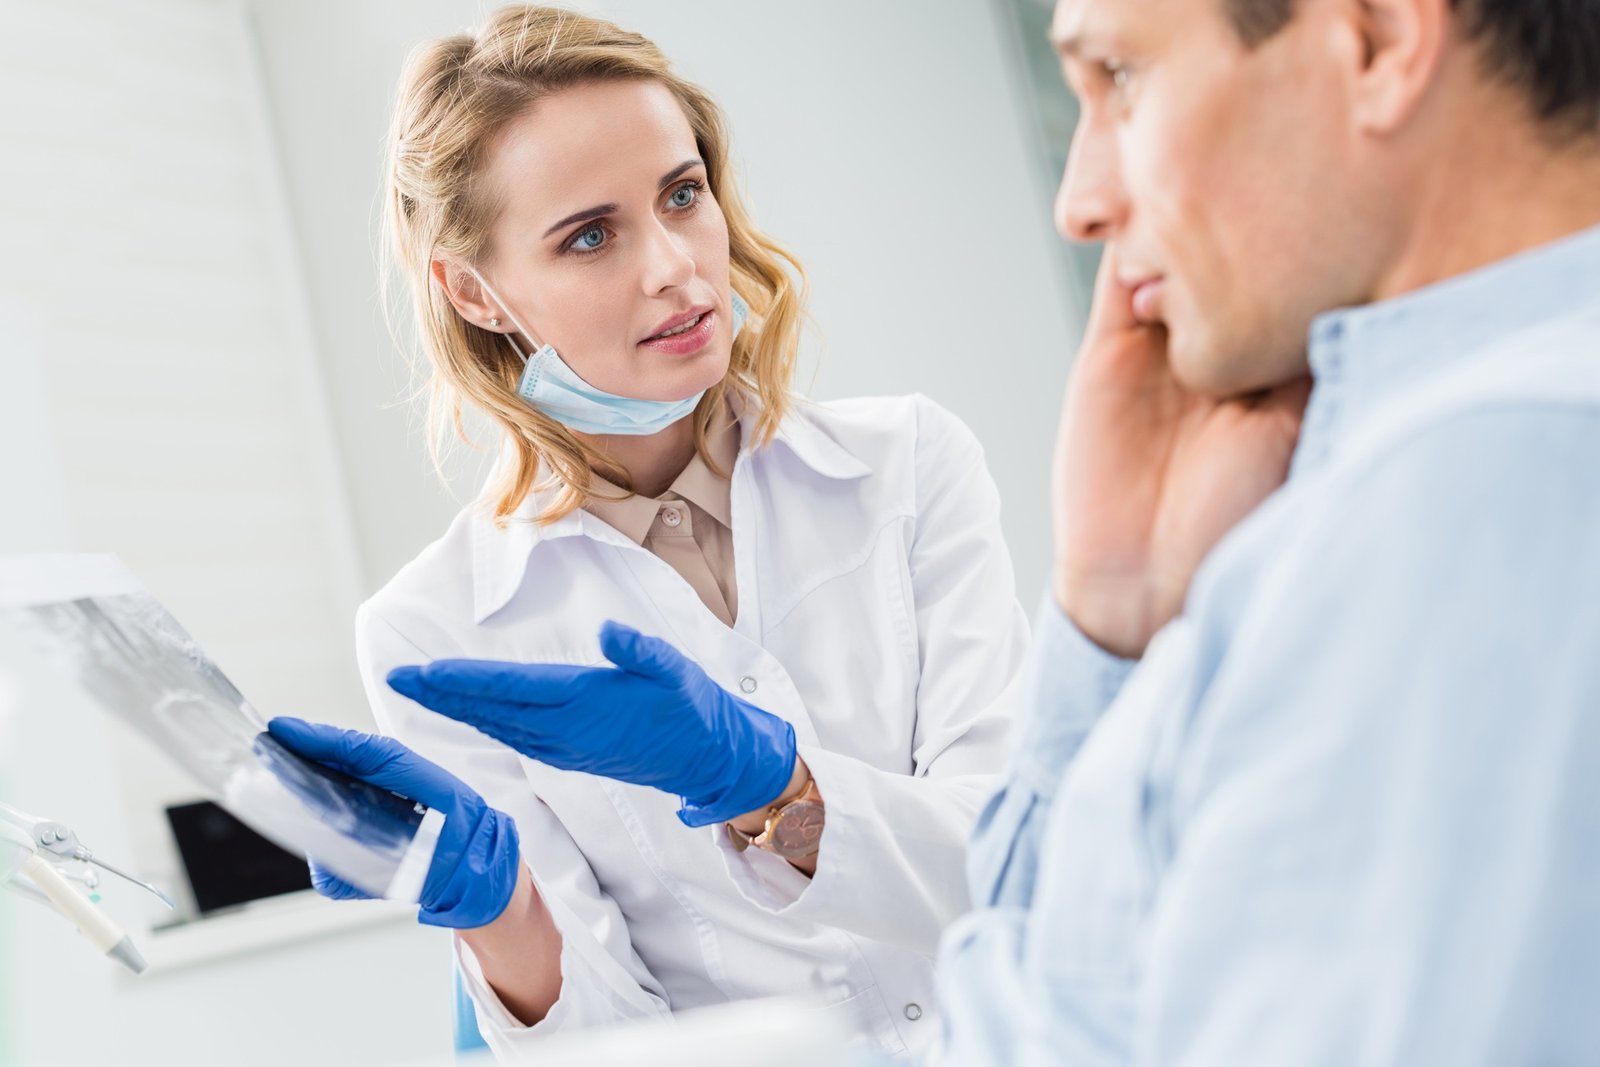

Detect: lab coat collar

[732,390,873,483]
[469,469,590,624]
[470,391,871,624]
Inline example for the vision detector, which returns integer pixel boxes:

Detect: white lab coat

[356,393,1028,1060]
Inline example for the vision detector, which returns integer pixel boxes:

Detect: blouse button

[904,1003,923,1021]
[739,676,758,694]
[661,507,682,528]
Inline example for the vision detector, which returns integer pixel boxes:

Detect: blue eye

[668,183,699,209]
[570,224,607,252]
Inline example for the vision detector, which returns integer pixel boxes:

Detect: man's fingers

[1084,244,1142,336]
[1250,374,1316,446]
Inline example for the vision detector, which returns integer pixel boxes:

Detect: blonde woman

[268,5,1026,1059]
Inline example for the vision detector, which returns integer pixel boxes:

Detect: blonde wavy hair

[384,5,806,525]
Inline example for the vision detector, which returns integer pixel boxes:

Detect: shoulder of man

[1189,303,1600,663]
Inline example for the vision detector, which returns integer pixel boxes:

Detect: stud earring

[488,317,502,328]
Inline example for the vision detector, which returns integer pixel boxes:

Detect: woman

[270,5,1026,1059]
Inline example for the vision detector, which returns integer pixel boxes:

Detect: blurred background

[0,0,1087,1063]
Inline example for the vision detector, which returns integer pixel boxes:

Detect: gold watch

[725,776,825,859]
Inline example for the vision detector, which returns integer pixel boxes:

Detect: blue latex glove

[386,621,797,828]
[265,717,521,930]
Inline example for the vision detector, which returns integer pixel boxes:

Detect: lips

[643,305,714,343]
[638,306,718,357]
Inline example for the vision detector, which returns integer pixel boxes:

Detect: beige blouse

[582,408,740,627]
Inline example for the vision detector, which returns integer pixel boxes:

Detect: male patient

[934,0,1600,1063]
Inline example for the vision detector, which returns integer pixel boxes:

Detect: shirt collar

[664,400,740,529]
[1292,223,1600,479]
[583,402,740,542]
[471,389,867,622]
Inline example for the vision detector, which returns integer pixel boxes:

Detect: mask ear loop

[466,265,546,368]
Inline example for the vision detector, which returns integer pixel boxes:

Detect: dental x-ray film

[0,554,439,902]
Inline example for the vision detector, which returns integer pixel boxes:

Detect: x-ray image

[0,555,439,902]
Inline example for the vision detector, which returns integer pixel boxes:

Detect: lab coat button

[661,508,682,527]
[904,1003,923,1021]
[739,676,757,693]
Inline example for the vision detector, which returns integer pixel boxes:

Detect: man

[934,0,1600,1063]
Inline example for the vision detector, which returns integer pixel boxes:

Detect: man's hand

[1053,250,1312,659]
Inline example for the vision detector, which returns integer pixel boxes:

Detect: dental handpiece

[17,852,147,974]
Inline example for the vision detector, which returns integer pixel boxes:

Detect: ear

[430,257,508,333]
[1347,0,1450,134]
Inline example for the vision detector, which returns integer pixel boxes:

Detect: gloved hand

[265,717,521,929]
[386,621,797,828]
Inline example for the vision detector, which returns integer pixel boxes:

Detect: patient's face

[1051,0,1382,395]
[472,79,735,404]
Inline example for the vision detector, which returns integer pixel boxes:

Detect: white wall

[245,0,1084,602]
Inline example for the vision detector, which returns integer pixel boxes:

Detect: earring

[488,317,502,328]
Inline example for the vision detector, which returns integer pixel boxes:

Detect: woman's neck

[580,414,697,499]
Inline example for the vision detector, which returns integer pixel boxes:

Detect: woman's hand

[386,621,798,828]
[266,717,521,930]
[1053,250,1312,659]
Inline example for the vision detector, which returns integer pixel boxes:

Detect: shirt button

[904,1003,923,1021]
[739,676,757,694]
[661,507,682,528]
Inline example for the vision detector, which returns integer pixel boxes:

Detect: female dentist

[269,5,1027,1060]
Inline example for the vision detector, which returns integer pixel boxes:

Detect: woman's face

[467,79,735,404]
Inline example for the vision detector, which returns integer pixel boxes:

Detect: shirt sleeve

[355,608,672,1050]
[927,593,1135,1067]
[1136,409,1600,1067]
[968,591,1136,911]
[711,396,1033,955]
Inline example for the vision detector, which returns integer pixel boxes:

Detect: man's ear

[1346,0,1451,135]
[431,258,508,332]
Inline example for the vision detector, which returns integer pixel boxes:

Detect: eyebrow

[657,158,703,191]
[540,158,707,239]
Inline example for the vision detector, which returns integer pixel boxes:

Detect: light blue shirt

[933,225,1600,1066]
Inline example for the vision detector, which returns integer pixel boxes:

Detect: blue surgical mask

[468,267,748,437]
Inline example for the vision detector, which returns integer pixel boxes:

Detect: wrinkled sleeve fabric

[930,593,1134,1065]
[713,396,1031,955]
[356,608,672,1053]
[969,592,1136,911]
[1137,410,1600,1067]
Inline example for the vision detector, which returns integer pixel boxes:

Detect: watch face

[766,801,825,858]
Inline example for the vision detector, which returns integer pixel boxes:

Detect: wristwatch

[725,775,825,859]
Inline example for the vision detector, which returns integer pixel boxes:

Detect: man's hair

[1225,0,1600,135]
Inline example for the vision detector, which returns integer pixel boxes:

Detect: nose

[640,218,696,296]
[1054,115,1127,244]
